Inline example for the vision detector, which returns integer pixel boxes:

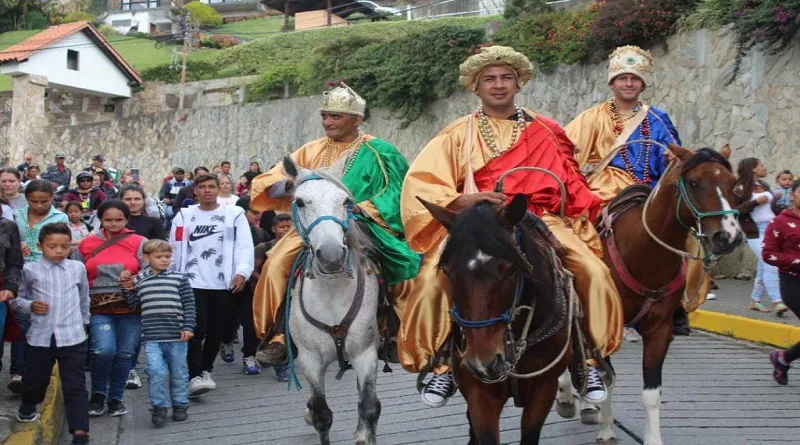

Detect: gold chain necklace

[477,105,526,159]
[322,130,365,167]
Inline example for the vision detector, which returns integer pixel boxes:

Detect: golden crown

[319,82,366,117]
[607,45,654,86]
[458,45,534,92]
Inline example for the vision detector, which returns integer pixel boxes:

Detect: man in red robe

[399,46,624,408]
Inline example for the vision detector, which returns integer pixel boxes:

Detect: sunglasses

[78,178,92,182]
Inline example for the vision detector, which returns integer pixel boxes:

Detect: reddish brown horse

[421,194,576,445]
[591,145,743,445]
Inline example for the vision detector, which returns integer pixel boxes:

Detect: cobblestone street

[67,331,800,445]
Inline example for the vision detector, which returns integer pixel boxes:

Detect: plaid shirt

[13,258,90,347]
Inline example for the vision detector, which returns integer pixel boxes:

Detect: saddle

[597,184,652,235]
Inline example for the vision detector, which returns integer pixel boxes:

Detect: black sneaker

[88,392,106,417]
[172,405,188,421]
[151,407,167,428]
[16,404,39,422]
[107,399,127,417]
[71,434,89,445]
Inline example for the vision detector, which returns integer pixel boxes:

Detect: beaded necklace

[322,130,365,169]
[608,98,652,184]
[477,105,527,159]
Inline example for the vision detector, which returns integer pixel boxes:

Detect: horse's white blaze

[466,250,493,271]
[716,186,741,240]
[642,388,663,445]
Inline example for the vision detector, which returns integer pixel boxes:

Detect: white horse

[283,156,382,445]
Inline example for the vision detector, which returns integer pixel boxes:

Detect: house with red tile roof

[0,21,142,98]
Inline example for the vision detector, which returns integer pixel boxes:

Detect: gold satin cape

[565,103,712,309]
[249,136,423,341]
[399,112,624,373]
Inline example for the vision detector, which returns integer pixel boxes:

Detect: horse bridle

[448,166,576,384]
[639,141,739,271]
[289,173,362,380]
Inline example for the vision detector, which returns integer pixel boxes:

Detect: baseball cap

[55,153,66,159]
[93,155,105,162]
[172,167,185,174]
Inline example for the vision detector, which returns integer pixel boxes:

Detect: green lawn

[216,16,286,37]
[0,30,219,91]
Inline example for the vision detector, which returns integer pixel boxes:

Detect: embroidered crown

[607,45,654,86]
[458,45,534,92]
[319,82,366,117]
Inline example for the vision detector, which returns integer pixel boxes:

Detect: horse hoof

[556,401,576,419]
[581,407,599,425]
[596,438,619,445]
[304,408,313,425]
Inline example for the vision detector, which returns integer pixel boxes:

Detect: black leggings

[780,273,800,363]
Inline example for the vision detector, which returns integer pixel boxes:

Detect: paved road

[62,332,800,445]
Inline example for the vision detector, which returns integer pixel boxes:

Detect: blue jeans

[746,221,782,304]
[145,341,189,408]
[10,310,30,375]
[89,314,142,401]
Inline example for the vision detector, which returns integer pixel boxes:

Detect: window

[121,0,159,10]
[67,50,79,71]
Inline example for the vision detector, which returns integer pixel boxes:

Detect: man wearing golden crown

[399,46,623,408]
[249,83,421,366]
[565,45,709,339]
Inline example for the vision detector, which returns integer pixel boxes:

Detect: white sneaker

[202,371,217,390]
[188,376,212,398]
[706,293,717,300]
[582,366,607,404]
[623,327,642,343]
[421,371,456,408]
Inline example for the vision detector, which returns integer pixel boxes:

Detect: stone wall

[2,28,799,275]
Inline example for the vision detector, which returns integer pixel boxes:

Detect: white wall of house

[0,32,133,98]
[104,10,173,35]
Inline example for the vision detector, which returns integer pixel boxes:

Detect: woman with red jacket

[77,200,145,417]
[764,179,800,385]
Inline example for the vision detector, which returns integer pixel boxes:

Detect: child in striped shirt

[121,239,195,428]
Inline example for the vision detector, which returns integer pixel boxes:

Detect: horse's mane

[680,148,732,175]
[440,202,561,313]
[293,161,374,255]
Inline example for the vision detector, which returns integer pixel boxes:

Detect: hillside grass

[216,16,286,37]
[0,30,40,91]
[215,16,497,77]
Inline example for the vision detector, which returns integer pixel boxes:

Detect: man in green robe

[251,82,421,365]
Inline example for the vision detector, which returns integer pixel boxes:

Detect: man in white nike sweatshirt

[169,174,253,397]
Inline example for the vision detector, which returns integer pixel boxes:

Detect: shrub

[22,11,48,29]
[97,24,119,37]
[61,11,96,24]
[184,1,223,26]
[336,25,486,127]
[587,0,697,60]
[140,60,219,82]
[728,0,800,82]
[503,0,551,20]
[493,6,598,72]
[199,34,239,49]
[677,0,735,30]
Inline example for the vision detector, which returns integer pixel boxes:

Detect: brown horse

[420,194,576,445]
[591,145,743,445]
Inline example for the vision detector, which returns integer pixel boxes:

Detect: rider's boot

[255,301,288,366]
[673,307,691,336]
[421,368,456,408]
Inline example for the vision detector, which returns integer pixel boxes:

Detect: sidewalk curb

[3,365,64,445]
[690,309,800,348]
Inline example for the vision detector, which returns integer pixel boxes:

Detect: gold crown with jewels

[607,45,654,86]
[319,82,366,117]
